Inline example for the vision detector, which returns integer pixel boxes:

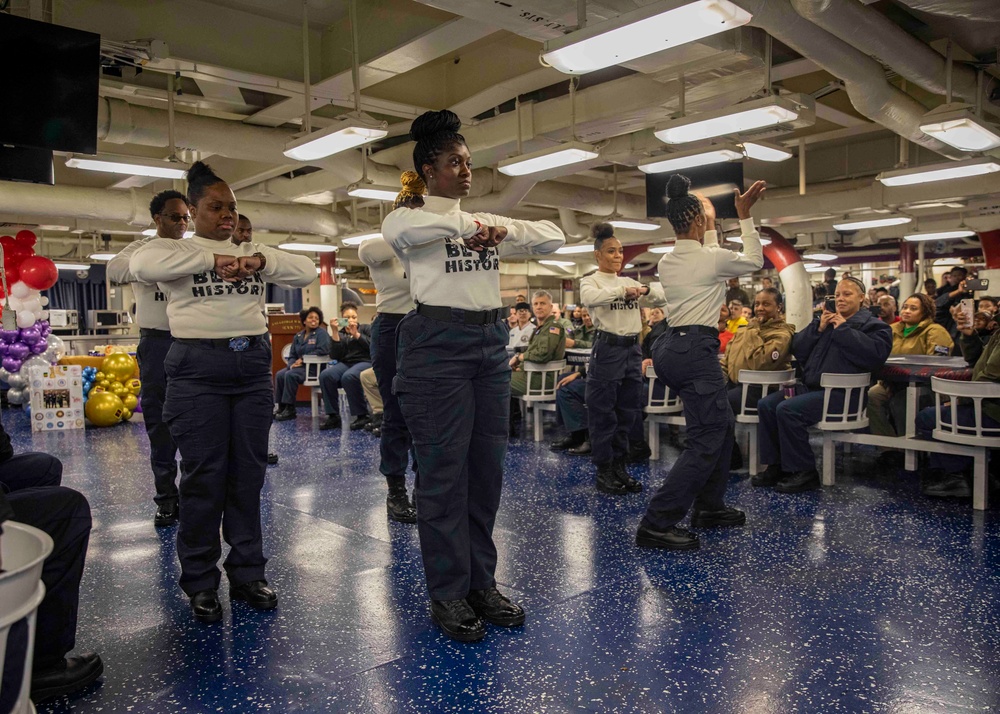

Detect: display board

[28,364,85,431]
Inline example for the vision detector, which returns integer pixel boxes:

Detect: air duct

[731,0,966,159]
[760,227,812,331]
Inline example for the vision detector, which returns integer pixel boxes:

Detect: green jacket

[572,323,596,348]
[960,329,1000,424]
[511,315,567,396]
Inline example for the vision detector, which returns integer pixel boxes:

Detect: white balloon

[5,387,26,405]
[20,298,42,314]
[40,296,49,306]
[7,296,23,311]
[16,310,36,329]
[44,334,65,360]
[0,367,10,382]
[10,281,31,299]
[20,355,49,376]
[6,373,26,389]
[38,310,49,320]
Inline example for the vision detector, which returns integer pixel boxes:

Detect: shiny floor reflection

[4,406,997,713]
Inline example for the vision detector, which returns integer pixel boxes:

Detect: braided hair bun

[664,173,702,235]
[394,170,427,210]
[186,160,226,205]
[410,110,466,180]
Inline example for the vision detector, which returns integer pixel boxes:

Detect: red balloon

[1,241,32,265]
[15,230,37,247]
[3,263,19,285]
[16,256,58,291]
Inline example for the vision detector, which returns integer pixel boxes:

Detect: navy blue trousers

[163,341,273,596]
[585,339,643,466]
[557,376,588,433]
[320,361,371,417]
[642,331,733,529]
[0,453,90,670]
[393,312,509,601]
[274,365,307,405]
[915,404,1000,473]
[137,331,180,508]
[371,313,416,491]
[757,387,852,473]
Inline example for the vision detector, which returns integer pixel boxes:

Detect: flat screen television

[0,14,100,153]
[645,161,745,221]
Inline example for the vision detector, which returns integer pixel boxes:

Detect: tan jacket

[889,318,954,356]
[721,317,796,383]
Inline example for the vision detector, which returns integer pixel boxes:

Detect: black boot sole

[430,613,486,642]
[596,481,628,495]
[229,590,278,611]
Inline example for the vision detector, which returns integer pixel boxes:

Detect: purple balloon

[19,326,42,346]
[0,330,18,344]
[7,342,29,361]
[0,343,7,356]
[2,356,21,373]
[30,342,47,355]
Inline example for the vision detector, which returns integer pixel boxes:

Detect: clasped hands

[214,254,263,282]
[818,309,846,332]
[464,224,508,252]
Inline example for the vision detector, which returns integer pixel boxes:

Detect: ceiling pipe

[0,181,354,236]
[461,176,538,214]
[760,226,812,331]
[789,0,992,110]
[731,0,966,159]
[558,208,588,240]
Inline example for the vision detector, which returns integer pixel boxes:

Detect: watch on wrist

[252,251,267,270]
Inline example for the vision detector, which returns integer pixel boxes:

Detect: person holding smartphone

[318,302,372,431]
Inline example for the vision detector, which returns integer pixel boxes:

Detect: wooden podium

[267,314,316,403]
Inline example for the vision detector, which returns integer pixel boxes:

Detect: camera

[824,297,836,313]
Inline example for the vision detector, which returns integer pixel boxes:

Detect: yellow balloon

[85,392,125,427]
[110,381,124,392]
[121,408,133,420]
[125,378,142,394]
[98,379,110,389]
[112,387,127,398]
[123,394,138,411]
[90,385,106,394]
[101,353,137,382]
[95,371,106,381]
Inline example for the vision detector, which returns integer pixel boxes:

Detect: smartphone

[959,298,975,325]
[869,305,882,318]
[824,297,836,313]
[966,278,989,292]
[337,317,349,329]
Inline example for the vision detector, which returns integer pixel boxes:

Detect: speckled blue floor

[4,404,998,713]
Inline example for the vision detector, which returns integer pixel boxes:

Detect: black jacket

[329,327,371,366]
[792,309,893,388]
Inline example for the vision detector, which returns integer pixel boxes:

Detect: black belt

[416,303,503,326]
[377,312,408,320]
[139,328,172,338]
[667,325,718,337]
[175,335,268,352]
[594,330,638,346]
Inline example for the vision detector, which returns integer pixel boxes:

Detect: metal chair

[302,355,329,418]
[645,365,685,459]
[520,360,567,442]
[736,369,795,476]
[817,372,871,486]
[930,377,1000,510]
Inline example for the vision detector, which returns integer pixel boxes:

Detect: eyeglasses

[158,213,191,223]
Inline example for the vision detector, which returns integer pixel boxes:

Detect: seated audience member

[726,299,748,333]
[725,277,750,306]
[935,266,971,339]
[319,302,372,431]
[868,293,954,438]
[756,276,892,493]
[823,268,838,298]
[574,308,597,347]
[359,367,384,433]
[720,288,795,469]
[570,305,583,327]
[978,296,998,316]
[274,306,332,421]
[644,308,668,358]
[878,295,899,324]
[718,304,736,353]
[550,371,591,455]
[0,419,102,702]
[506,306,518,328]
[507,301,534,351]
[552,304,575,334]
[924,278,937,299]
[510,290,567,402]
[914,307,1000,498]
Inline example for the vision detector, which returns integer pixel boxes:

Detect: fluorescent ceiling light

[54,263,89,270]
[38,224,70,231]
[335,268,347,275]
[498,142,599,176]
[654,95,812,145]
[833,216,911,231]
[802,250,838,261]
[65,154,188,179]
[556,244,598,254]
[727,234,772,246]
[341,232,382,246]
[805,263,829,273]
[280,242,340,253]
[625,263,635,269]
[282,113,388,161]
[649,245,675,254]
[141,229,157,236]
[905,201,967,210]
[608,219,660,231]
[293,191,336,205]
[88,252,118,261]
[347,184,400,202]
[903,230,976,242]
[919,104,1000,152]
[877,157,1000,187]
[638,146,742,174]
[934,257,963,266]
[539,259,576,267]
[742,141,794,162]
[540,0,752,75]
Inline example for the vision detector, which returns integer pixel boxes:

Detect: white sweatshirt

[657,218,764,328]
[106,236,170,331]
[580,272,667,336]
[129,234,316,339]
[381,196,565,311]
[357,236,414,315]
